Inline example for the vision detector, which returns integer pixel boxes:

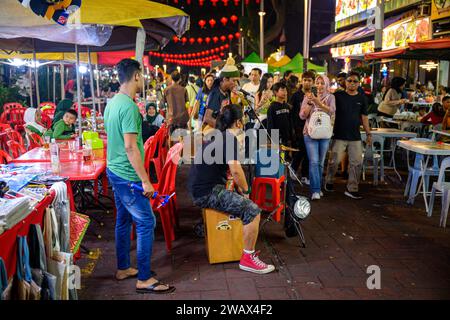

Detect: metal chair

[362,135,383,185]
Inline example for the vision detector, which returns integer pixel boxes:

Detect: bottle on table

[50,138,61,174]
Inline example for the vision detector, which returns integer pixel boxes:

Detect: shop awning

[313,15,402,48]
[364,37,450,60]
[0,51,98,64]
[364,47,407,60]
[97,50,136,65]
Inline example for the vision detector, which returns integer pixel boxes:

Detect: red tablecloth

[0,191,55,279]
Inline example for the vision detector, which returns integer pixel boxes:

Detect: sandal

[136,281,176,294]
[116,269,156,280]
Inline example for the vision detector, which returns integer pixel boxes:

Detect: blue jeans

[304,135,330,194]
[106,168,156,281]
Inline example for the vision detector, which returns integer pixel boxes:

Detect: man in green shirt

[52,109,77,140]
[104,58,175,295]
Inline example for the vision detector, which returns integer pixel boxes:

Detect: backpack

[307,111,333,139]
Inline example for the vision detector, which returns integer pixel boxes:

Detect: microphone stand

[239,93,307,247]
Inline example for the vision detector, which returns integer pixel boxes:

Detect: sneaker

[344,189,363,200]
[320,191,323,197]
[324,184,334,192]
[301,177,310,186]
[239,251,275,274]
[311,192,321,200]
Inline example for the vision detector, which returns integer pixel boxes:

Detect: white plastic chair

[404,138,440,205]
[362,135,383,185]
[428,156,450,228]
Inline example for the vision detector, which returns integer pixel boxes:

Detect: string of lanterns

[149,44,230,59]
[173,0,260,5]
[198,15,239,28]
[172,33,240,45]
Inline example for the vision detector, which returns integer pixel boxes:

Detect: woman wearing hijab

[141,102,165,142]
[52,98,73,129]
[24,107,48,136]
[300,75,336,200]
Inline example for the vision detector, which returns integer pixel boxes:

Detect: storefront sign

[335,0,422,29]
[431,0,450,21]
[382,17,430,50]
[331,41,375,58]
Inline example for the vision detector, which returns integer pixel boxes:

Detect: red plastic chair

[250,176,286,223]
[0,149,12,164]
[1,108,26,132]
[26,132,44,150]
[6,140,27,158]
[40,113,53,129]
[0,123,11,132]
[151,142,183,252]
[153,123,169,180]
[3,102,24,111]
[5,129,24,147]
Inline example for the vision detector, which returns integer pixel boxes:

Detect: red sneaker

[239,251,275,274]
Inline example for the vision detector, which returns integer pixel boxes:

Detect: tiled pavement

[77,166,450,300]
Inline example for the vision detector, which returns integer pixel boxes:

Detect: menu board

[331,41,375,58]
[382,17,430,50]
[335,0,360,22]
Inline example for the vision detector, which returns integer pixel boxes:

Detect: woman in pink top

[300,75,336,200]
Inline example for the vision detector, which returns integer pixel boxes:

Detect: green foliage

[0,84,26,115]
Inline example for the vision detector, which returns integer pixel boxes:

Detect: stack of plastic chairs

[26,132,44,150]
[1,107,26,132]
[151,142,183,252]
[0,149,12,164]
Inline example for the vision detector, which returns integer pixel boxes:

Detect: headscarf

[145,102,158,123]
[316,74,332,100]
[24,107,46,134]
[52,99,73,128]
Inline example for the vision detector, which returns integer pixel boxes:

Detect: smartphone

[311,87,318,96]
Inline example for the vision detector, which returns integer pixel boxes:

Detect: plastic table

[397,140,450,212]
[13,146,106,163]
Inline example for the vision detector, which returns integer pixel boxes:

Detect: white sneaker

[311,192,321,200]
[301,177,310,186]
[320,191,323,197]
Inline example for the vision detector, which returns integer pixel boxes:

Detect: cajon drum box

[202,208,244,264]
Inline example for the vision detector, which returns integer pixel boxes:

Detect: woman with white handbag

[300,75,336,200]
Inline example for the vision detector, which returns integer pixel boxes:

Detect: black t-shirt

[109,81,120,93]
[289,90,306,135]
[206,87,230,119]
[333,91,368,141]
[267,101,293,146]
[188,131,240,199]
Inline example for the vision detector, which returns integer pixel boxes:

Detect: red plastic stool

[250,176,286,223]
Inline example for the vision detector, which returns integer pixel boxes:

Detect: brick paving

[77,166,450,300]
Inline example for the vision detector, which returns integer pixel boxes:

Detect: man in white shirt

[242,68,262,96]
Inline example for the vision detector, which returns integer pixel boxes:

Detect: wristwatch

[243,187,252,195]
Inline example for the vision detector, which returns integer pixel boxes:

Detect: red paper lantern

[220,45,225,50]
[235,32,241,39]
[233,0,240,5]
[220,52,225,57]
[225,44,230,48]
[210,0,219,6]
[205,50,210,55]
[197,37,203,44]
[209,19,216,28]
[205,37,211,44]
[196,53,201,57]
[181,37,187,44]
[245,0,249,4]
[228,34,234,41]
[173,36,179,43]
[189,37,196,45]
[220,35,226,42]
[198,20,206,29]
[256,0,260,3]
[222,0,229,6]
[187,0,192,4]
[230,15,238,24]
[215,48,220,52]
[212,36,219,43]
[187,53,192,58]
[199,0,205,5]
[220,17,228,26]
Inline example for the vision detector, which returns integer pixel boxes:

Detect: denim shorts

[193,185,261,225]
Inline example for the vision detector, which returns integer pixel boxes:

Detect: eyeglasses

[346,79,359,83]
